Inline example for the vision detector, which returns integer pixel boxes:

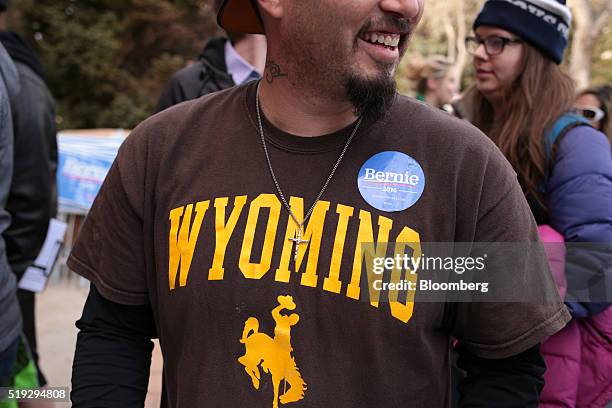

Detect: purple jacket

[540,125,612,408]
[547,125,612,317]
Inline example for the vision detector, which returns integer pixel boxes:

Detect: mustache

[359,15,413,36]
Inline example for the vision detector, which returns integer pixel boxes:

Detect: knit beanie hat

[473,0,572,64]
[0,0,8,11]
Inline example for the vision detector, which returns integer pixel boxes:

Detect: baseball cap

[217,0,265,34]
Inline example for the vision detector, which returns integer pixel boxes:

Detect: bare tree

[451,0,470,84]
[568,0,612,89]
[427,0,477,83]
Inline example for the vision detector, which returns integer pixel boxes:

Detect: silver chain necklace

[255,82,363,261]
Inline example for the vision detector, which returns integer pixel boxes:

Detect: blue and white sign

[57,130,128,214]
[57,153,113,214]
[357,151,425,212]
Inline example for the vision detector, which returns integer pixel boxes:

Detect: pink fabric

[538,225,612,408]
[538,225,567,298]
[576,307,612,408]
[540,322,582,408]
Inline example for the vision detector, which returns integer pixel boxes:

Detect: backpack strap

[532,113,590,222]
[541,113,591,191]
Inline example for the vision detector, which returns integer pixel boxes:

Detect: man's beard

[280,19,399,123]
[346,71,397,123]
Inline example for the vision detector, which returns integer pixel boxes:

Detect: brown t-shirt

[68,82,569,408]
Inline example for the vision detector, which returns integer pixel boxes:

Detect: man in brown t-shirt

[69,1,570,407]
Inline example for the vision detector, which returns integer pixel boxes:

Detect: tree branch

[591,5,611,39]
[442,5,457,61]
[454,0,469,82]
[568,0,592,28]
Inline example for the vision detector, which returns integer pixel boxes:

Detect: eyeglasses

[574,105,605,122]
[466,36,523,56]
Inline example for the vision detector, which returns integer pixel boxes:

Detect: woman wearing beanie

[454,0,612,407]
[405,55,458,110]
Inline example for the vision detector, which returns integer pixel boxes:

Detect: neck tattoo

[265,60,288,84]
[255,81,363,261]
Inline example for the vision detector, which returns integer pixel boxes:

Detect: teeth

[362,32,400,48]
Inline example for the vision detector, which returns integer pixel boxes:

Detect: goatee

[346,73,397,123]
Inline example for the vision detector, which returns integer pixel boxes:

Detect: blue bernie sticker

[357,151,425,212]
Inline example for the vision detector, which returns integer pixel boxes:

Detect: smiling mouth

[359,31,404,52]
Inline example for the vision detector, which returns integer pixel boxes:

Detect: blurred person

[455,0,612,406]
[0,42,22,402]
[70,0,571,407]
[155,0,266,112]
[405,54,458,109]
[0,0,58,392]
[575,85,612,142]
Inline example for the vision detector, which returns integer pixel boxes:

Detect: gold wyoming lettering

[168,194,420,324]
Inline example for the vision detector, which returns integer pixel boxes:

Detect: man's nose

[379,0,424,21]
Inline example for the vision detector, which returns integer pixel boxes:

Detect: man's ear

[256,0,283,20]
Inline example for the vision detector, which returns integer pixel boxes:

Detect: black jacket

[0,32,58,278]
[155,37,235,113]
[0,42,22,353]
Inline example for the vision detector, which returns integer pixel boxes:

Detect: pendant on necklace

[288,227,309,262]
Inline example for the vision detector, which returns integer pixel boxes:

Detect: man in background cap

[155,0,266,112]
[70,1,569,407]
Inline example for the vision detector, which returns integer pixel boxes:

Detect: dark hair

[577,85,612,140]
[464,43,575,208]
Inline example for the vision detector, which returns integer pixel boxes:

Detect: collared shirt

[224,40,260,85]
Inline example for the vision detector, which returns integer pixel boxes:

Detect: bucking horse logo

[238,295,307,407]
